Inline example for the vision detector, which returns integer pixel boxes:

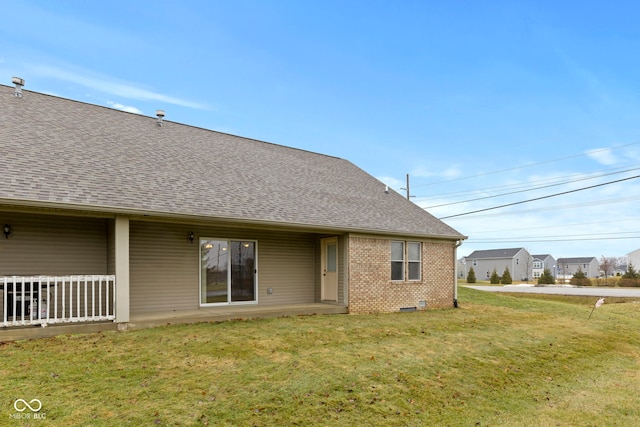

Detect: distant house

[532,254,556,280]
[462,248,532,282]
[0,80,466,340]
[556,257,599,279]
[628,249,640,271]
[613,264,628,277]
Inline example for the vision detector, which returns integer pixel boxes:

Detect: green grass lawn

[2,287,639,426]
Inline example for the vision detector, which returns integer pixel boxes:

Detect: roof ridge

[0,83,343,160]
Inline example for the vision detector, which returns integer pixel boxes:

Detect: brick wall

[347,236,456,313]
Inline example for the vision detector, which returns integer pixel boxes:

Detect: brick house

[0,79,465,338]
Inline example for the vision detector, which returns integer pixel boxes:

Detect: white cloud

[377,175,404,190]
[29,64,209,110]
[442,166,462,179]
[107,101,143,115]
[624,147,640,162]
[410,164,462,179]
[586,147,618,165]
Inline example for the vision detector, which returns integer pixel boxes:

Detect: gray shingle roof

[0,85,464,239]
[466,248,524,259]
[556,257,597,264]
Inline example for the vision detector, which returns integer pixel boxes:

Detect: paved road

[463,285,640,298]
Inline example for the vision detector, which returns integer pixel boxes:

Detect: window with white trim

[391,241,422,281]
[407,242,421,280]
[391,241,405,281]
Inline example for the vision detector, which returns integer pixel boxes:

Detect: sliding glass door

[200,239,256,305]
[230,241,256,302]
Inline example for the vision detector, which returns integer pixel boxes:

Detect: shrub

[501,267,513,285]
[490,268,501,284]
[618,278,640,287]
[466,267,476,284]
[537,268,555,285]
[593,276,620,287]
[570,267,591,286]
[622,262,640,279]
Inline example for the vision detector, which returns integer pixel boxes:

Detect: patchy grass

[2,287,640,426]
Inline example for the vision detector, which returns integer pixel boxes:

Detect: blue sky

[2,0,640,261]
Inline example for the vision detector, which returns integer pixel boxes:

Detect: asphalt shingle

[0,85,464,239]
[466,248,524,259]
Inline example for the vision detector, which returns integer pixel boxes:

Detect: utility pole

[400,173,414,200]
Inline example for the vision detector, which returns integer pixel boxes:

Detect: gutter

[0,198,468,240]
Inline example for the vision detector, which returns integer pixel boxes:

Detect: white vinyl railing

[1,275,116,327]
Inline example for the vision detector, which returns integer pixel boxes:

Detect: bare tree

[559,259,570,284]
[599,256,622,285]
[521,248,533,284]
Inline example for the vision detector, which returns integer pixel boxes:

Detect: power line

[469,217,640,234]
[424,166,640,209]
[413,140,640,188]
[442,194,640,220]
[470,230,639,241]
[420,163,640,199]
[468,236,640,244]
[438,174,640,219]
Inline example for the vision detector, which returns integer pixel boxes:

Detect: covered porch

[0,210,349,341]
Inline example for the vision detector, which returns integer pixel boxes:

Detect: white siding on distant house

[628,249,640,270]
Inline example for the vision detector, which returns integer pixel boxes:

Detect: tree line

[465,262,640,287]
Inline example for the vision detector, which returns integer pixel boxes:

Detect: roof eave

[0,198,467,241]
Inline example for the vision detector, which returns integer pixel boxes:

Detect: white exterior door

[321,237,338,302]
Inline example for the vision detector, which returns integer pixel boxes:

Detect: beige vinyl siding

[0,211,108,276]
[0,211,110,320]
[129,221,198,313]
[129,221,320,314]
[257,233,316,305]
[107,219,116,275]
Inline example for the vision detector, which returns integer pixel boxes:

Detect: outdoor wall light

[3,224,11,239]
[187,231,195,243]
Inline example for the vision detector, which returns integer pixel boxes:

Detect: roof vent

[156,110,165,126]
[12,77,25,97]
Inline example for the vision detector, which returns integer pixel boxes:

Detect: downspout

[454,240,463,308]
